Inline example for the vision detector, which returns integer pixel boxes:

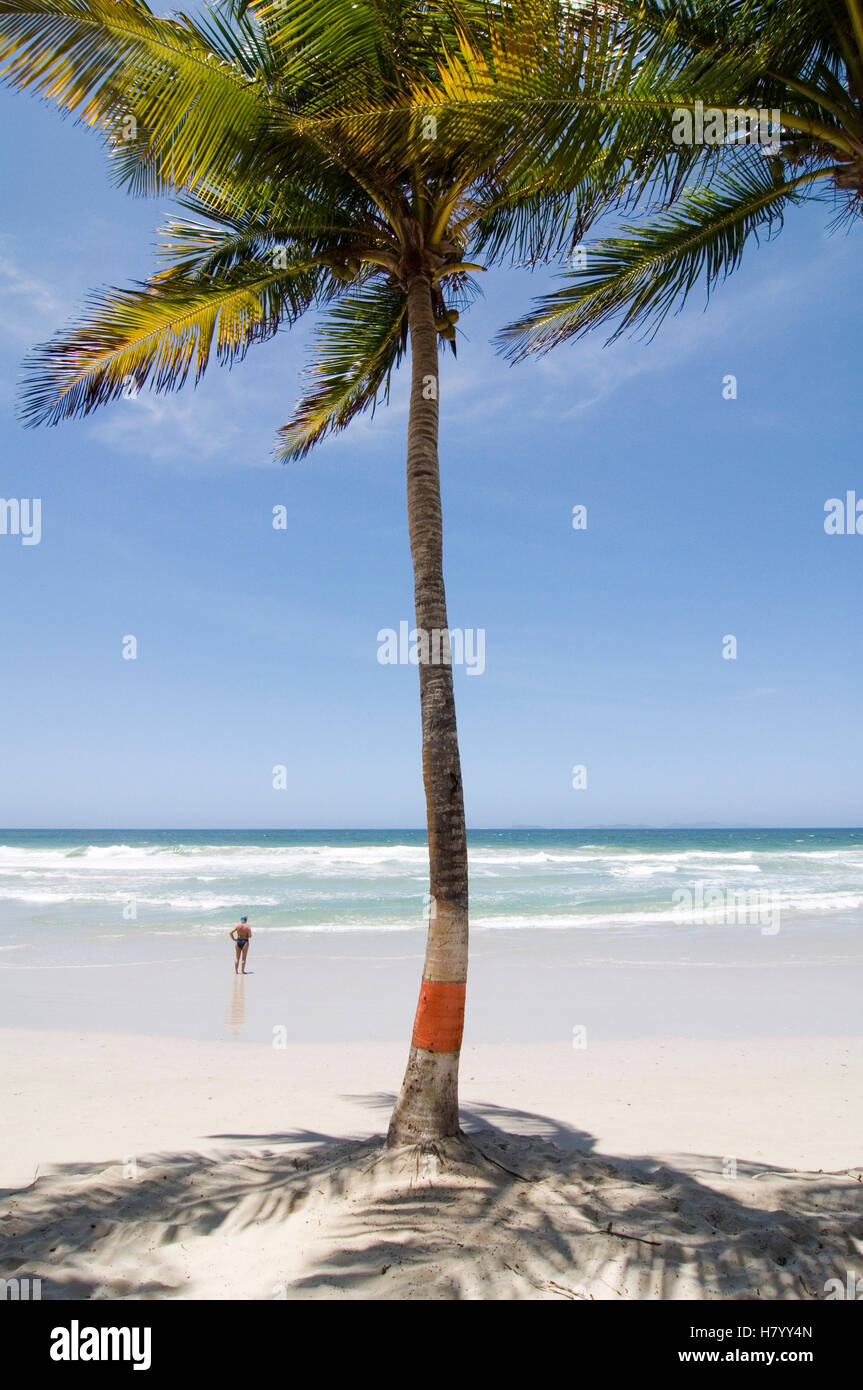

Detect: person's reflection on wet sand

[227,973,246,1038]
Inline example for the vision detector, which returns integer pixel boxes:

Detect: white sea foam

[1,837,861,941]
[0,887,281,909]
[173,889,863,936]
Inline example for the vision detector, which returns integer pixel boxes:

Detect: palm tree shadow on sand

[2,1099,860,1300]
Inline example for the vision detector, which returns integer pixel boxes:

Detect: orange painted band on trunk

[411,978,466,1053]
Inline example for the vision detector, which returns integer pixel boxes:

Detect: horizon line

[1,826,861,834]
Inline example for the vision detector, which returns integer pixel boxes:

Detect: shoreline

[3,913,862,1044]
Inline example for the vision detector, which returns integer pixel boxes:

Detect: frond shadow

[1,1095,860,1300]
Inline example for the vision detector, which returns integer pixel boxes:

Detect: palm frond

[0,0,271,193]
[154,199,383,280]
[21,262,322,425]
[276,280,407,460]
[500,158,836,358]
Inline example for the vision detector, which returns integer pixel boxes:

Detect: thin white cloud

[0,251,68,342]
[436,233,853,425]
[86,387,266,469]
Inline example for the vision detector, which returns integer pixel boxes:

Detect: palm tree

[0,0,638,1146]
[500,0,863,355]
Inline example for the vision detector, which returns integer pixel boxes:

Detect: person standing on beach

[230,916,251,974]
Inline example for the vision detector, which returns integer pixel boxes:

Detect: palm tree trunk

[387,272,469,1147]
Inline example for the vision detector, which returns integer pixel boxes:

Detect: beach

[2,1029,862,1300]
[2,0,863,1324]
[2,830,862,1299]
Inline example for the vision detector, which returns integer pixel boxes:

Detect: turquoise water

[1,829,862,950]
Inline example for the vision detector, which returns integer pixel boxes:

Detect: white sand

[2,1028,861,1300]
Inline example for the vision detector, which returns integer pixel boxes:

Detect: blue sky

[0,61,861,829]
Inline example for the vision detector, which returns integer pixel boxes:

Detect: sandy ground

[2,1029,861,1300]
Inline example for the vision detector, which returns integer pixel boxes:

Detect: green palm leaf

[0,0,271,192]
[276,280,408,461]
[500,158,837,356]
[21,262,322,425]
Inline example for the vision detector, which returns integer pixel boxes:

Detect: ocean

[1,828,862,963]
